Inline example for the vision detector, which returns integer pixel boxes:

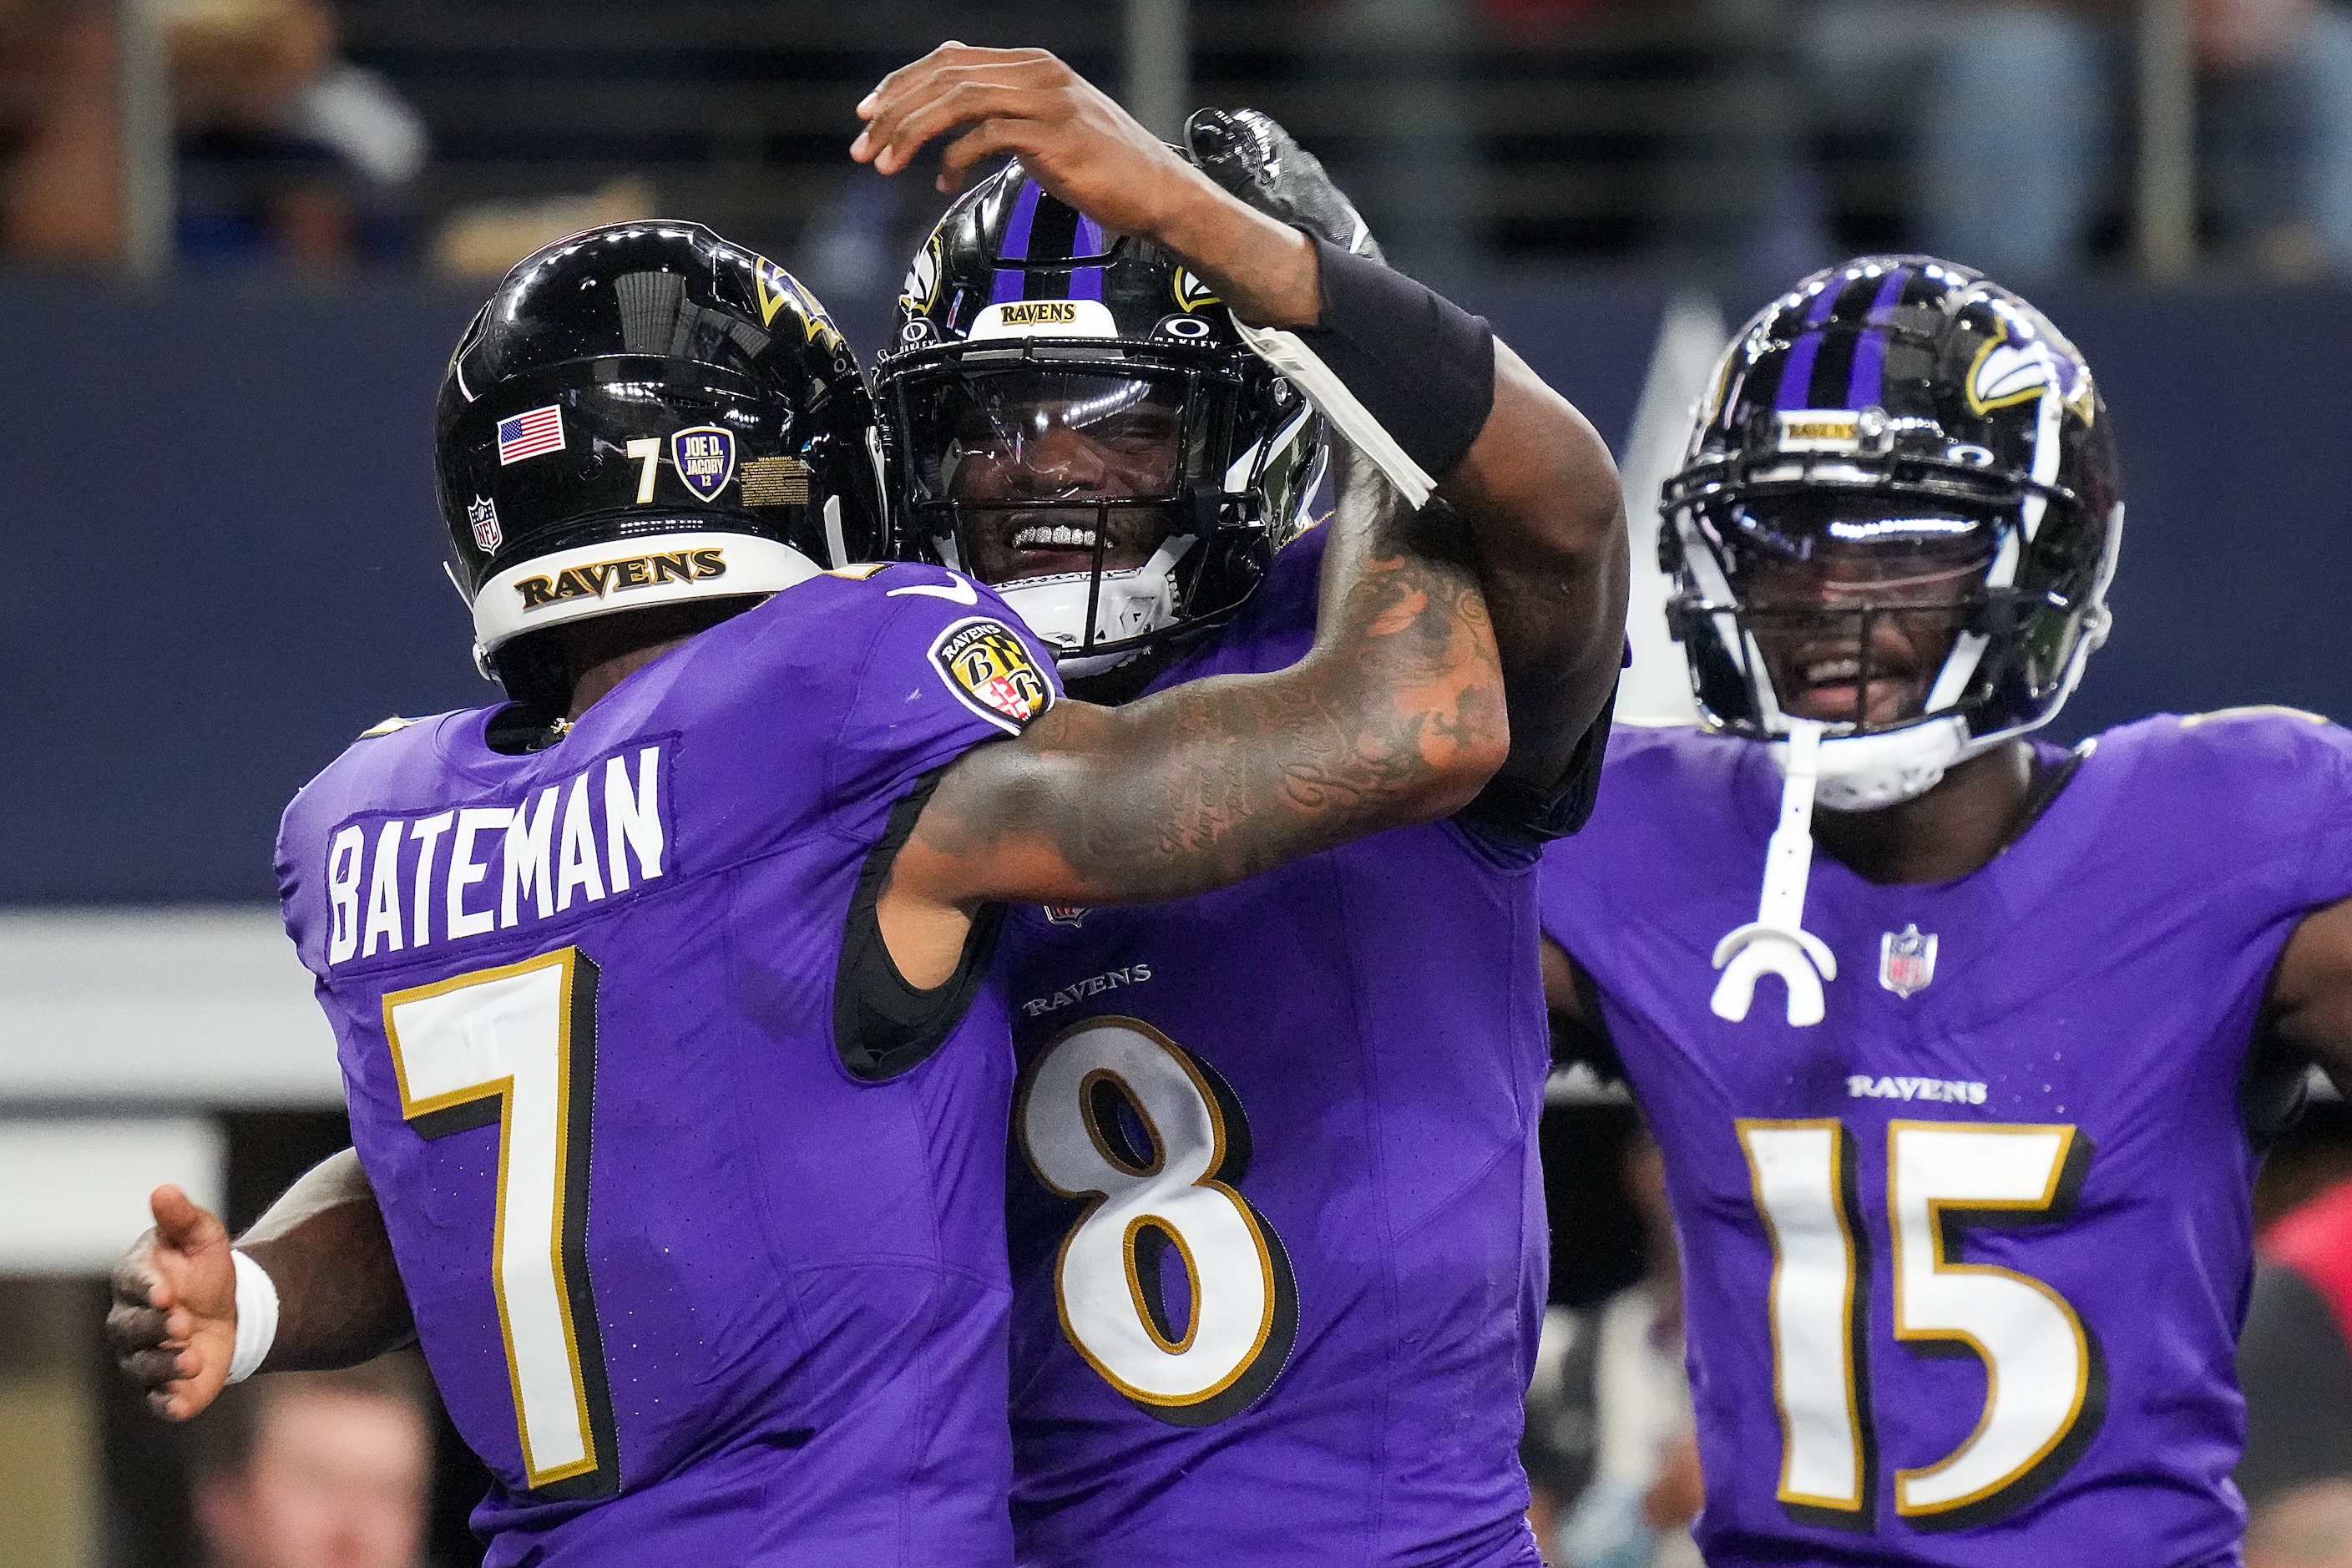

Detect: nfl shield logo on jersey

[1879,923,1938,998]
[468,495,502,552]
[1043,903,1088,928]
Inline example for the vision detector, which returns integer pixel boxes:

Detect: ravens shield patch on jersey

[933,617,1052,733]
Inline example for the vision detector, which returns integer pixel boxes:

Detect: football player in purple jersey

[107,54,1627,1568]
[848,51,1626,1568]
[1539,255,2352,1567]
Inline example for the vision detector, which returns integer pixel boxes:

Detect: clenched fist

[107,1184,240,1420]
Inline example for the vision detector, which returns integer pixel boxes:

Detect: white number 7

[626,438,660,503]
[384,948,616,1496]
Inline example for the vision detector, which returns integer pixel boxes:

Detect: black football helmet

[437,220,883,706]
[1661,255,2123,807]
[873,160,1322,675]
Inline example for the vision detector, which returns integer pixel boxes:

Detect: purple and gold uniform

[276,565,1059,1565]
[1000,526,1555,1568]
[1540,711,2352,1567]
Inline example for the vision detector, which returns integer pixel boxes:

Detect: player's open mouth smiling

[1014,524,1100,552]
[1773,630,1930,726]
[979,509,1167,584]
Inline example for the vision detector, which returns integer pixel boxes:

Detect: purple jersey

[276,565,1060,1565]
[1540,711,2352,1567]
[1000,526,1553,1568]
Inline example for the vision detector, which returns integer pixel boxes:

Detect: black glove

[1184,108,1384,265]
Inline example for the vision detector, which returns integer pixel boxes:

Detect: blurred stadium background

[6,0,2352,1563]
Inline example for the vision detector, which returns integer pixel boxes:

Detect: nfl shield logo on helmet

[1879,923,1938,998]
[468,495,502,552]
[670,426,736,503]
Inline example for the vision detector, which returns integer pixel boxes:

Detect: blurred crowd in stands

[3,4,2345,1565]
[0,0,2349,286]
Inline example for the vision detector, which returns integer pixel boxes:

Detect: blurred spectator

[1523,1127,1702,1568]
[0,0,123,262]
[2239,1173,2352,1513]
[432,175,655,279]
[1802,0,2352,278]
[186,1356,436,1568]
[2248,1480,2352,1568]
[167,0,425,269]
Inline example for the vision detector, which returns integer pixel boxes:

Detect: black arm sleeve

[832,768,1007,1082]
[2236,1259,2352,1508]
[1292,235,1496,485]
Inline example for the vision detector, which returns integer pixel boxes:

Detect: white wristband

[226,1250,281,1385]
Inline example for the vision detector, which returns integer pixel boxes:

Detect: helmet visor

[1703,493,2002,731]
[898,367,1192,586]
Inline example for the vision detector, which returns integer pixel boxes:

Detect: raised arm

[108,1150,412,1419]
[884,448,1505,966]
[1183,107,1628,801]
[853,52,1627,802]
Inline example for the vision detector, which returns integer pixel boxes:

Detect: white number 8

[1017,1017,1297,1425]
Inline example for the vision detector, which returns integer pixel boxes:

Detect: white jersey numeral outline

[383,948,616,1495]
[1017,1016,1297,1425]
[1738,1116,2098,1530]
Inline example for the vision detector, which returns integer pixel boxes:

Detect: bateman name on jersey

[321,744,670,968]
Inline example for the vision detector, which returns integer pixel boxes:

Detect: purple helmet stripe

[1775,333,1823,412]
[1001,180,1044,260]
[1772,283,1845,411]
[1864,264,1910,324]
[1844,266,1911,407]
[1844,329,1887,411]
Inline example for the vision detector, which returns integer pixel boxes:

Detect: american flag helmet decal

[497,404,565,465]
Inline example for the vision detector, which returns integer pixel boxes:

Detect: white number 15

[1739,1118,2097,1530]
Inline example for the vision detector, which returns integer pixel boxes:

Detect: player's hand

[106,1185,238,1420]
[852,44,1206,233]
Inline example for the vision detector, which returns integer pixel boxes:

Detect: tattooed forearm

[911,449,1509,909]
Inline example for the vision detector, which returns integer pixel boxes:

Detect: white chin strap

[993,536,1195,679]
[1710,715,1983,1027]
[1799,716,1974,812]
[1712,720,1839,1026]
